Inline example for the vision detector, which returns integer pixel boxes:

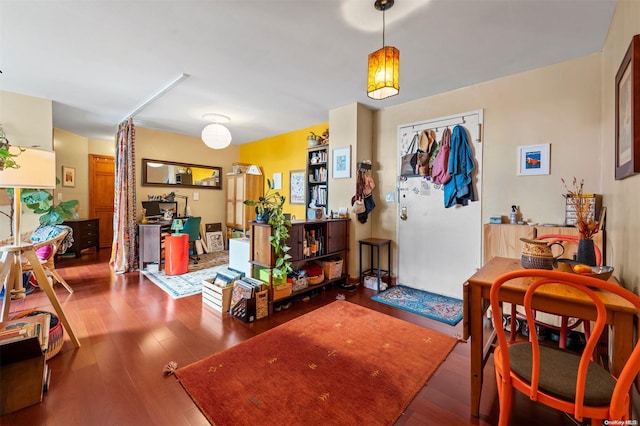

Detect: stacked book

[202,268,244,313]
[0,314,50,352]
[231,276,267,322]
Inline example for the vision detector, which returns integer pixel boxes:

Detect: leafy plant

[0,125,24,171]
[7,178,79,226]
[244,179,292,279]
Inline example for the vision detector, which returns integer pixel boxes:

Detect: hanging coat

[443,125,475,208]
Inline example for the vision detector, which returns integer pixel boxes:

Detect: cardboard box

[0,336,46,414]
[272,282,292,301]
[258,268,286,286]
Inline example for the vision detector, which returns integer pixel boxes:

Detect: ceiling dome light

[201,114,232,149]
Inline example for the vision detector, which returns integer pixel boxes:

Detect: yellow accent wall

[239,124,328,220]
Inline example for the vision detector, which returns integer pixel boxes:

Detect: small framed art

[332,146,351,179]
[615,34,640,180]
[289,169,305,204]
[62,166,76,187]
[517,144,550,176]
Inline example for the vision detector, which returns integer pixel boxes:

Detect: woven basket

[255,289,268,319]
[322,258,344,280]
[308,271,325,285]
[13,309,64,360]
[291,276,309,292]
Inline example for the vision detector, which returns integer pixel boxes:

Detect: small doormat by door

[372,285,463,325]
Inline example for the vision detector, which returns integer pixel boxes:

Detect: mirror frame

[141,158,223,190]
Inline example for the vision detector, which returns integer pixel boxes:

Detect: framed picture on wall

[62,166,76,187]
[615,34,640,180]
[517,144,550,176]
[289,169,305,204]
[332,146,351,179]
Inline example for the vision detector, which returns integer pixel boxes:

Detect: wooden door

[89,154,115,249]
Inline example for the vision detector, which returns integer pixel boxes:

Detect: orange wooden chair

[491,270,640,426]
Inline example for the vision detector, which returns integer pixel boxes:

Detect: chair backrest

[535,233,602,266]
[181,217,201,243]
[490,269,640,421]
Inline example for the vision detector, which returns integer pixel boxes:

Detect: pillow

[36,245,53,260]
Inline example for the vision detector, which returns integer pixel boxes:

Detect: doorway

[396,110,483,299]
[89,154,115,249]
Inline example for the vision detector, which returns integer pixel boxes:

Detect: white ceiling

[0,0,616,145]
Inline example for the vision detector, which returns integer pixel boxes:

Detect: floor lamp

[0,147,80,347]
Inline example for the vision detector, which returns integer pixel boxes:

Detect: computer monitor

[141,201,162,218]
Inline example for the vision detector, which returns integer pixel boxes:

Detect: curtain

[110,118,138,273]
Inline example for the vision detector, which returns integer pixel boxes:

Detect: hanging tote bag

[400,133,420,176]
[431,127,452,184]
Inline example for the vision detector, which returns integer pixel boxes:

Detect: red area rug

[175,300,457,425]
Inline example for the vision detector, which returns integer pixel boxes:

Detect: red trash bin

[165,234,188,275]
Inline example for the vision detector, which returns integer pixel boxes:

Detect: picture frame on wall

[332,146,351,179]
[62,166,76,187]
[289,169,305,204]
[615,34,640,180]
[517,143,550,176]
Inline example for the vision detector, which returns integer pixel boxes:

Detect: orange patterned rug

[175,300,458,425]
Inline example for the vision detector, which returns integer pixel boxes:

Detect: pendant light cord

[382,8,386,47]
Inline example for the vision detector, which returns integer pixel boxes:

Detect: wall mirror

[142,158,222,190]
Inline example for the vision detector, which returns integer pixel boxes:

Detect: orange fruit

[572,264,592,274]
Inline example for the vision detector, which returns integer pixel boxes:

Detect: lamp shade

[0,147,56,189]
[201,123,232,149]
[367,46,400,100]
[171,218,184,234]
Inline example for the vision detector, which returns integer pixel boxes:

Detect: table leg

[610,312,633,377]
[359,243,363,286]
[469,283,484,417]
[23,249,81,348]
[376,245,381,291]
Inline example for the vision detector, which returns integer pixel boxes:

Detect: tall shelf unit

[249,218,350,310]
[306,146,328,215]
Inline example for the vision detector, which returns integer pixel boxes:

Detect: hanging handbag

[431,127,452,184]
[400,134,420,176]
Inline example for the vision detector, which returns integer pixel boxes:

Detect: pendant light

[367,0,399,100]
[201,113,232,149]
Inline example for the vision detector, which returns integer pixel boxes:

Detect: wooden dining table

[462,256,636,417]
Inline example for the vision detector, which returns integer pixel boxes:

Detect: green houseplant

[244,179,292,279]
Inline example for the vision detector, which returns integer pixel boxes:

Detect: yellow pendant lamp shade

[367,45,399,100]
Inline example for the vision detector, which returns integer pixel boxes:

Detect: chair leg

[48,269,74,294]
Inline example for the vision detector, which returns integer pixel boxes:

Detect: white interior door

[396,111,483,299]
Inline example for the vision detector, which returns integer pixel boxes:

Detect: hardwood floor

[1,251,598,425]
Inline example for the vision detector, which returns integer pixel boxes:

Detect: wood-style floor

[1,251,597,425]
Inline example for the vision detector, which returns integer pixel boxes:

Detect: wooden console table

[462,256,635,417]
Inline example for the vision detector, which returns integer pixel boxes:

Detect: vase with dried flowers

[562,177,599,265]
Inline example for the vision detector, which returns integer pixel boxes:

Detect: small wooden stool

[359,238,391,291]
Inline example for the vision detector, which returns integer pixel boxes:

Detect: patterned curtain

[110,118,138,273]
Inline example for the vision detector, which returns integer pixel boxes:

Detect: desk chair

[181,217,201,264]
[491,270,640,426]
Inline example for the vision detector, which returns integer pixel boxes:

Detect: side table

[359,238,391,291]
[165,234,188,275]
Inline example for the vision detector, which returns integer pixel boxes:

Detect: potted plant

[244,179,293,279]
[562,177,599,265]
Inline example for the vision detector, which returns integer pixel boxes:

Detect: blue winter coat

[443,125,475,208]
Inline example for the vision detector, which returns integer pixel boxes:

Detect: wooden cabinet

[483,223,605,264]
[306,146,328,216]
[226,173,263,232]
[250,218,350,305]
[62,218,100,258]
